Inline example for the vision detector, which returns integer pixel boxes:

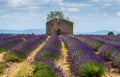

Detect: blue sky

[0,0,120,33]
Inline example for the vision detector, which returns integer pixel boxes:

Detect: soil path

[1,37,49,77]
[0,52,6,62]
[56,39,75,77]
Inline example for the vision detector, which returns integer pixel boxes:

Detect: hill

[0,29,45,34]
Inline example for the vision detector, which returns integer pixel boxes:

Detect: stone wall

[46,18,73,35]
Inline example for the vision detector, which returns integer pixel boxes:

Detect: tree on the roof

[47,11,64,21]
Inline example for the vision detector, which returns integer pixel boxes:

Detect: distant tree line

[108,31,120,36]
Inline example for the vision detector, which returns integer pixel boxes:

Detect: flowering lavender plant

[4,35,47,62]
[99,44,120,67]
[76,35,104,51]
[33,35,64,77]
[35,35,61,60]
[61,35,107,77]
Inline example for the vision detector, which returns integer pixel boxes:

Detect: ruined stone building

[46,18,73,35]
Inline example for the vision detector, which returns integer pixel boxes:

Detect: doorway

[57,29,61,35]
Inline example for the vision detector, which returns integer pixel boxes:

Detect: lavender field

[0,34,120,77]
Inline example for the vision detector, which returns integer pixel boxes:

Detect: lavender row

[33,35,64,77]
[35,35,61,60]
[61,35,107,77]
[4,35,47,62]
[86,35,120,45]
[75,35,105,51]
[99,44,120,68]
[0,34,35,53]
[0,37,25,53]
[0,34,16,41]
[0,34,39,42]
[33,58,64,77]
[96,35,120,41]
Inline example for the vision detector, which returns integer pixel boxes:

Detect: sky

[0,0,120,33]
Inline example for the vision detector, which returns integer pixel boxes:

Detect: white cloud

[8,0,29,8]
[14,5,39,11]
[92,0,99,2]
[0,11,42,19]
[67,7,79,12]
[102,0,114,2]
[0,12,24,18]
[60,2,93,13]
[104,3,111,7]
[71,16,81,20]
[61,2,93,8]
[116,12,120,16]
[29,0,63,6]
[7,0,62,8]
[103,12,109,17]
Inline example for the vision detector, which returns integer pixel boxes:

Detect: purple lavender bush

[61,35,107,77]
[88,35,120,45]
[0,38,24,53]
[99,44,120,67]
[75,35,104,51]
[33,35,64,77]
[4,35,47,62]
[35,35,61,60]
[33,58,64,77]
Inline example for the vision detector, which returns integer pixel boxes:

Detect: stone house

[46,18,73,35]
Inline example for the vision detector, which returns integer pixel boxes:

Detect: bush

[108,32,114,35]
[33,62,59,77]
[112,54,120,67]
[39,51,60,60]
[14,63,33,77]
[0,48,4,53]
[5,53,24,62]
[78,60,106,77]
[117,33,120,36]
[0,64,5,74]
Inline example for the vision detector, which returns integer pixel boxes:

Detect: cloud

[61,2,94,8]
[60,2,94,13]
[104,3,112,7]
[7,0,29,8]
[7,0,62,8]
[13,5,39,11]
[0,12,25,19]
[116,12,120,16]
[92,0,99,2]
[103,12,108,17]
[0,11,42,19]
[67,7,79,12]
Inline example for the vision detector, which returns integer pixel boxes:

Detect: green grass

[0,64,5,74]
[78,60,107,77]
[93,44,101,51]
[33,62,59,77]
[104,50,114,60]
[0,48,4,53]
[15,63,33,77]
[39,51,60,60]
[5,53,24,62]
[113,54,120,66]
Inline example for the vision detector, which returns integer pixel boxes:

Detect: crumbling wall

[46,18,73,35]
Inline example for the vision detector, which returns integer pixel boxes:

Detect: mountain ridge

[0,29,119,35]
